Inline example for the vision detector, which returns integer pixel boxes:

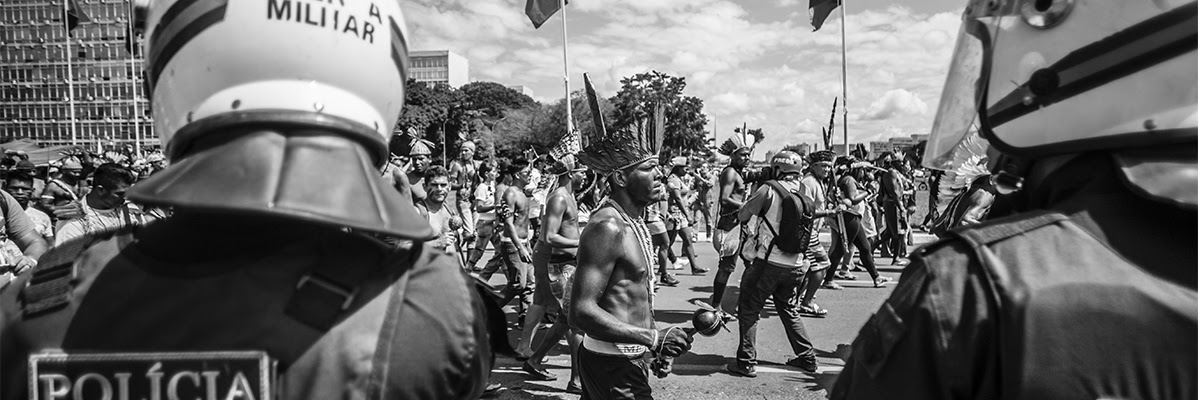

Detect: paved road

[479,231,936,400]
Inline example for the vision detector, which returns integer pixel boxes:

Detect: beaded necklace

[604,198,656,310]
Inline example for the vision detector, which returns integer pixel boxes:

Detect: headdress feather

[576,73,664,174]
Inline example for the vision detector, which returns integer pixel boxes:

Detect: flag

[63,0,91,36]
[810,0,840,31]
[526,0,566,29]
[582,73,607,146]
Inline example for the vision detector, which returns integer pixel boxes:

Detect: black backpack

[759,180,814,255]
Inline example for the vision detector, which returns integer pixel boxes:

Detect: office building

[1,0,154,150]
[409,50,468,88]
[507,85,534,98]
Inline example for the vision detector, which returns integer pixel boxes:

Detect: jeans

[736,258,816,365]
[479,241,533,314]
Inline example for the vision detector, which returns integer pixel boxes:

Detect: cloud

[402,1,960,150]
[862,89,929,120]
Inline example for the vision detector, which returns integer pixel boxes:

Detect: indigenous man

[571,76,692,399]
[406,138,435,203]
[0,1,493,398]
[522,155,587,394]
[449,141,479,239]
[834,1,1197,398]
[708,132,768,318]
[478,159,536,319]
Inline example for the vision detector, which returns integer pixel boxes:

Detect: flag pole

[839,0,849,156]
[559,0,572,134]
[63,1,77,147]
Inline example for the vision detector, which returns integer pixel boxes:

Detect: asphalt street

[480,231,936,400]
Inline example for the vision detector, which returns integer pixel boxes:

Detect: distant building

[1,0,155,149]
[409,50,469,88]
[870,141,893,159]
[506,85,534,98]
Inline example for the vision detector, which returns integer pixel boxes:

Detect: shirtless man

[521,156,587,393]
[571,157,693,399]
[449,141,479,237]
[709,137,769,318]
[478,159,535,318]
[570,87,693,398]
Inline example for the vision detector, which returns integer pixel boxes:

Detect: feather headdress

[576,73,664,174]
[718,128,755,156]
[936,130,990,207]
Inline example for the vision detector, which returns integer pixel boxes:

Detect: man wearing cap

[0,1,493,398]
[521,155,586,392]
[570,82,692,398]
[727,151,820,378]
[42,154,93,229]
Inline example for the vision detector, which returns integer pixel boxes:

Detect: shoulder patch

[23,226,138,318]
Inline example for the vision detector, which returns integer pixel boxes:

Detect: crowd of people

[381,115,958,395]
[0,0,1193,399]
[0,148,168,284]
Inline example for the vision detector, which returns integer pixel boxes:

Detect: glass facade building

[0,0,154,150]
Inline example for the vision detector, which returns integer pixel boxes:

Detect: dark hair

[425,165,450,182]
[671,165,688,176]
[478,162,495,177]
[92,163,135,190]
[5,171,33,186]
[501,159,529,177]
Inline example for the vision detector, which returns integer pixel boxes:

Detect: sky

[403,0,964,158]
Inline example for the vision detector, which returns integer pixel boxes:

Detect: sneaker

[785,356,818,373]
[671,259,689,270]
[873,276,893,288]
[659,274,680,286]
[725,362,757,378]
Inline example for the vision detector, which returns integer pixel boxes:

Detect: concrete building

[410,50,469,88]
[1,0,155,150]
[506,85,534,98]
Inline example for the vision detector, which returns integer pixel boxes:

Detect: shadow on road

[787,369,841,393]
[671,352,729,376]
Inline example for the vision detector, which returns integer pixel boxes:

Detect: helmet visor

[925,16,997,170]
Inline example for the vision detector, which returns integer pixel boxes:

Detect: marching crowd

[385,121,955,395]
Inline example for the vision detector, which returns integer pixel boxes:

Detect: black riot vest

[948,211,1196,400]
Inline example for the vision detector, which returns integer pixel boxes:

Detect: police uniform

[0,0,497,398]
[836,0,1197,398]
[831,154,1196,400]
[1,219,493,400]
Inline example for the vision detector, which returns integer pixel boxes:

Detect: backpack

[759,180,814,255]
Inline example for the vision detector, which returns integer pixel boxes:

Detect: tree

[610,71,710,156]
[395,80,463,162]
[459,82,537,119]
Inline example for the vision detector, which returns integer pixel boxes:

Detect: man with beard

[420,166,462,255]
[571,76,692,399]
[522,155,587,393]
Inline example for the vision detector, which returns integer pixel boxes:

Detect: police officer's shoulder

[19,225,140,318]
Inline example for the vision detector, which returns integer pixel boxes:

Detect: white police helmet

[925,0,1196,170]
[129,0,432,238]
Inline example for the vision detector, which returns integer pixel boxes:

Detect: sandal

[821,282,844,290]
[798,303,828,318]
